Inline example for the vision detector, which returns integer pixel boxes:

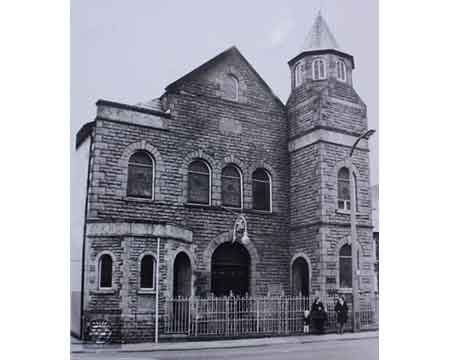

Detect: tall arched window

[336,60,347,82]
[223,74,239,101]
[188,160,211,205]
[140,255,155,290]
[338,167,350,210]
[339,244,352,288]
[338,167,357,211]
[252,168,271,211]
[98,254,113,289]
[127,151,154,198]
[294,62,303,87]
[312,58,326,80]
[222,164,242,208]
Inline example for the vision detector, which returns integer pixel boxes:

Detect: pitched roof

[165,46,284,107]
[301,12,340,52]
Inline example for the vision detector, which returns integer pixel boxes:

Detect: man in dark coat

[334,296,349,334]
[310,296,327,334]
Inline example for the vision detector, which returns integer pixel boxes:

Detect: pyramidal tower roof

[301,12,340,52]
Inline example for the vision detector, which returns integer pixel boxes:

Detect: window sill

[184,203,212,209]
[338,288,352,294]
[123,196,154,203]
[137,289,156,295]
[335,209,362,215]
[246,209,273,215]
[90,289,116,295]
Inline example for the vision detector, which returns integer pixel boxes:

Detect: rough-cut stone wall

[287,54,375,298]
[82,50,291,342]
[80,46,376,343]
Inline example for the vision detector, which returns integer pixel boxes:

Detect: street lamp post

[348,129,375,333]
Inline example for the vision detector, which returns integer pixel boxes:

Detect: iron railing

[163,294,378,337]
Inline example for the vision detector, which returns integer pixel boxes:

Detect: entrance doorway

[211,242,250,297]
[292,256,309,297]
[173,252,191,298]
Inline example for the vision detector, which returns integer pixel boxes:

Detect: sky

[71,0,378,184]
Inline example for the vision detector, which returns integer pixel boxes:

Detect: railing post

[285,297,288,334]
[256,298,260,333]
[187,297,191,336]
[225,297,229,336]
[194,300,198,336]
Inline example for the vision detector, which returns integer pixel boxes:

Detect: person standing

[310,296,327,334]
[334,295,348,334]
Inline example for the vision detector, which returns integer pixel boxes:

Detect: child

[303,310,310,334]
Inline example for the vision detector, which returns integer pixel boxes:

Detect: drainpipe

[155,237,160,343]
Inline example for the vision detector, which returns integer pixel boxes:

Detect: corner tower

[287,13,376,299]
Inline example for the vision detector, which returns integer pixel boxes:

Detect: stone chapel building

[73,14,376,341]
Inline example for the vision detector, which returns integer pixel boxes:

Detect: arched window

[294,62,303,87]
[188,160,211,205]
[140,255,155,290]
[312,58,326,80]
[337,167,357,211]
[252,168,271,211]
[223,74,239,101]
[339,244,352,288]
[127,151,154,198]
[222,164,242,208]
[98,254,113,289]
[336,60,347,82]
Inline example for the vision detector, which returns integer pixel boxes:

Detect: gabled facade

[72,13,376,342]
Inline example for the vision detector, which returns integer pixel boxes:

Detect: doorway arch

[173,252,192,298]
[291,256,310,297]
[211,242,250,297]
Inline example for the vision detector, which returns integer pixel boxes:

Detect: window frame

[338,244,352,289]
[139,253,156,291]
[187,159,212,206]
[221,164,243,209]
[126,151,155,199]
[312,58,327,80]
[98,253,113,290]
[336,60,347,82]
[252,168,272,212]
[337,167,358,211]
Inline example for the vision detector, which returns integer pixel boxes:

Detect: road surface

[71,336,378,360]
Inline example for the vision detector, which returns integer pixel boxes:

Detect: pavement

[71,330,378,354]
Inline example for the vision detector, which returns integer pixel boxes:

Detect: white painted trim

[138,252,157,291]
[171,250,194,298]
[187,159,212,206]
[336,60,347,82]
[96,251,115,290]
[289,252,312,296]
[252,168,272,212]
[288,129,369,153]
[221,163,244,210]
[127,151,155,200]
[336,240,363,291]
[312,58,327,80]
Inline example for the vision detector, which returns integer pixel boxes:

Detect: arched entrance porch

[211,242,250,297]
